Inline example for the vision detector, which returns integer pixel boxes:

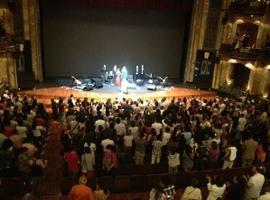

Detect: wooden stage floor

[19,84,216,106]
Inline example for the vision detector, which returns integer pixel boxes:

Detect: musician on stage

[115,68,121,87]
[121,66,128,94]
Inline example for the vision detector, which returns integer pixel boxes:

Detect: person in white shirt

[206,175,226,200]
[244,164,265,200]
[128,120,139,138]
[167,148,180,174]
[258,192,270,200]
[151,120,163,135]
[94,116,106,133]
[101,137,115,151]
[181,178,202,200]
[162,127,171,146]
[123,130,134,154]
[15,119,28,139]
[151,134,163,164]
[222,142,237,169]
[114,118,126,136]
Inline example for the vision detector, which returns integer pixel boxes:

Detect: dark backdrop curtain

[66,0,193,11]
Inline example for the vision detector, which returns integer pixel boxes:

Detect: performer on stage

[115,68,121,87]
[121,66,128,94]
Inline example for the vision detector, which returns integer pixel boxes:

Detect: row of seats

[115,163,167,175]
[61,167,251,194]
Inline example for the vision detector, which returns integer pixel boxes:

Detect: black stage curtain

[65,0,193,12]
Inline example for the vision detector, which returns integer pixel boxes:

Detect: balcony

[0,35,21,55]
[228,0,268,16]
[220,43,270,63]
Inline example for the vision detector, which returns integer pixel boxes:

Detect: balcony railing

[228,0,267,16]
[220,43,270,63]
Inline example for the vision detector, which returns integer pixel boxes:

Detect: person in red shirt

[69,175,94,200]
[4,121,14,137]
[64,147,79,177]
[35,114,46,127]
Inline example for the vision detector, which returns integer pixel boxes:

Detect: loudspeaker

[92,78,103,89]
[147,84,156,91]
[83,85,93,91]
[136,79,144,86]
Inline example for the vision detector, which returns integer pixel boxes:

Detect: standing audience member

[151,134,163,164]
[94,183,109,200]
[69,175,94,200]
[244,164,265,200]
[167,147,180,174]
[206,175,226,200]
[149,181,166,200]
[225,176,246,200]
[81,144,95,180]
[134,132,147,165]
[64,147,79,177]
[222,141,237,169]
[181,178,202,200]
[242,134,258,167]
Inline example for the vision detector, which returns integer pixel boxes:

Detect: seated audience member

[244,164,265,200]
[206,175,226,200]
[225,176,246,200]
[181,178,202,200]
[69,175,94,200]
[94,183,109,200]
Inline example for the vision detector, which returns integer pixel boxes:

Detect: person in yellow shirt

[69,175,94,200]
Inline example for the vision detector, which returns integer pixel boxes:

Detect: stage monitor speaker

[147,84,156,91]
[83,85,93,91]
[92,78,103,89]
[136,79,144,86]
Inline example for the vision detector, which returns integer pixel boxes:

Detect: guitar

[71,75,82,85]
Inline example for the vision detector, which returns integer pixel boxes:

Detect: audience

[0,89,270,199]
[69,175,94,200]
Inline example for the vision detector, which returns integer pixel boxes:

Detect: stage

[18,83,217,108]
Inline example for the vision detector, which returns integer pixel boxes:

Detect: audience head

[79,175,88,185]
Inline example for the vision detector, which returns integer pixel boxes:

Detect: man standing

[69,175,94,200]
[242,134,258,167]
[244,164,265,200]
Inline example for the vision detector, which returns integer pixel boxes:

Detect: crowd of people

[0,88,270,199]
[53,92,270,199]
[0,90,49,197]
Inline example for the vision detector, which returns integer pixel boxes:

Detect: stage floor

[19,83,216,106]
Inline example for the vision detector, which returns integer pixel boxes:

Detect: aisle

[40,121,64,196]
